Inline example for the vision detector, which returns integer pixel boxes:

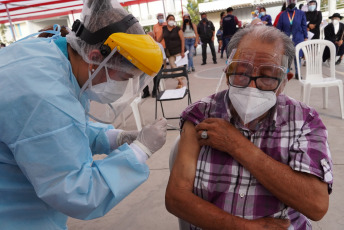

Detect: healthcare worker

[0,0,167,229]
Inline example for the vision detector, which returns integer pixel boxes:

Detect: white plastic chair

[169,135,190,230]
[130,96,143,130]
[295,40,344,119]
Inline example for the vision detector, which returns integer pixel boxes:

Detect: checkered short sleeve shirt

[180,90,333,230]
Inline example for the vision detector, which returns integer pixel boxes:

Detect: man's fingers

[195,122,211,131]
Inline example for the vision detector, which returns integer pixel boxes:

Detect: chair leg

[300,85,304,102]
[304,84,311,105]
[160,101,166,118]
[323,87,328,109]
[130,97,142,131]
[338,83,344,119]
[155,99,158,119]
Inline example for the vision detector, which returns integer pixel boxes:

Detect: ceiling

[0,0,160,24]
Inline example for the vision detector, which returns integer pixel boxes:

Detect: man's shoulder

[276,94,320,124]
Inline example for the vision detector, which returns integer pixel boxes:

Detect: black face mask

[288,3,296,9]
[184,19,190,23]
[202,18,207,22]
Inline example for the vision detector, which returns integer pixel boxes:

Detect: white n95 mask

[228,87,277,125]
[85,69,128,104]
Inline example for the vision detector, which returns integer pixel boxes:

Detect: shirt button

[240,193,245,198]
[322,161,328,167]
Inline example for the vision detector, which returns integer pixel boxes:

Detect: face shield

[215,49,289,125]
[68,0,163,124]
[216,49,289,93]
[79,33,163,123]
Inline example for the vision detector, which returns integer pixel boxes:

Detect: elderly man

[166,25,332,229]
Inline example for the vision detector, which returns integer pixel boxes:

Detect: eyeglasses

[228,74,282,91]
[225,61,287,91]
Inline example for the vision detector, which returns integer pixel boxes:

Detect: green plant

[186,0,208,24]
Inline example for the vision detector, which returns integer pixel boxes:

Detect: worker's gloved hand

[134,118,167,157]
[117,130,139,146]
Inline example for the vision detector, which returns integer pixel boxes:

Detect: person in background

[0,0,167,229]
[181,13,199,73]
[153,13,166,49]
[299,3,304,10]
[323,13,344,65]
[259,7,272,26]
[166,25,332,230]
[216,11,226,53]
[273,3,287,27]
[277,0,308,79]
[306,0,322,39]
[221,7,240,59]
[157,14,185,88]
[197,13,217,65]
[301,0,310,12]
[142,32,166,98]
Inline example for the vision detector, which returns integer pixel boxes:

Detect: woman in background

[181,13,199,73]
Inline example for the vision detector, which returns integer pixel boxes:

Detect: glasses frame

[227,74,283,91]
[225,61,287,91]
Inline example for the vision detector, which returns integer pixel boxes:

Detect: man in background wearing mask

[153,13,166,51]
[197,13,217,65]
[166,25,332,229]
[277,0,308,79]
[306,0,322,39]
[221,7,240,59]
[323,13,344,65]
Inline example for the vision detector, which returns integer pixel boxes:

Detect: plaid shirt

[180,90,333,230]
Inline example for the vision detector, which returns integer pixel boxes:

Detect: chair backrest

[160,66,189,80]
[295,39,336,81]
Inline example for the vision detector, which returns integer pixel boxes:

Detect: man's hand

[249,218,290,230]
[181,52,185,58]
[309,24,315,30]
[338,40,343,46]
[195,118,250,155]
[212,36,214,42]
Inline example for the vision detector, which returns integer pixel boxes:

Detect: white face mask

[308,5,316,11]
[333,19,340,26]
[85,69,128,104]
[168,20,175,27]
[228,87,277,125]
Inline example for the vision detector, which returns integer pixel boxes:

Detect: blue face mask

[260,12,266,17]
[158,19,164,24]
[308,5,316,11]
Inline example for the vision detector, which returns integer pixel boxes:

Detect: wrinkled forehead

[231,49,287,67]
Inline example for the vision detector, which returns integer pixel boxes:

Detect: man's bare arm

[165,121,290,229]
[196,118,329,221]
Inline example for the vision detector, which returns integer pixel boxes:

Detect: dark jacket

[277,8,308,45]
[222,14,238,38]
[324,23,344,43]
[323,23,344,61]
[260,14,272,26]
[306,10,322,39]
[197,20,215,43]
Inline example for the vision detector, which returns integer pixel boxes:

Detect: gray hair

[227,25,295,69]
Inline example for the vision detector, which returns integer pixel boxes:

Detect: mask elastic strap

[16,24,61,43]
[79,47,118,100]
